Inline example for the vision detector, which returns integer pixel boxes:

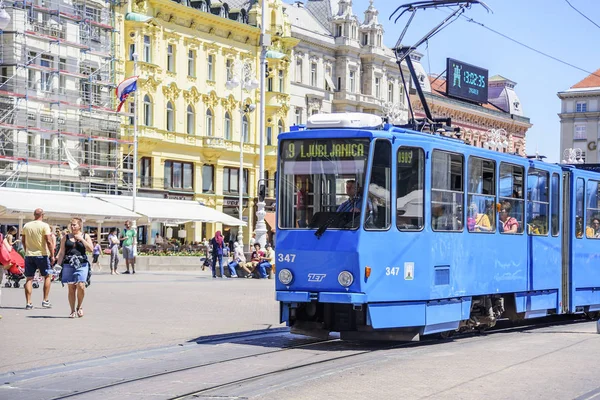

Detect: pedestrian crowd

[0,209,273,319]
[203,231,275,279]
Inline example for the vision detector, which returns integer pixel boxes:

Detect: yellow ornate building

[115,0,297,245]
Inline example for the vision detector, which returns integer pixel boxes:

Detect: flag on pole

[115,76,138,112]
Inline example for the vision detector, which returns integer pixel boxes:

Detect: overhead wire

[451,12,600,80]
[564,0,600,30]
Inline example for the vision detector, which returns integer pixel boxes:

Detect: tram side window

[585,180,600,239]
[397,147,424,231]
[499,163,524,234]
[551,173,560,237]
[575,178,585,238]
[365,140,391,230]
[431,150,464,232]
[467,157,495,233]
[527,168,549,236]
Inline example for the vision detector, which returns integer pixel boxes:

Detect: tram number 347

[278,253,296,263]
[385,267,400,276]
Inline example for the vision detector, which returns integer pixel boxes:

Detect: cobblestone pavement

[0,269,281,374]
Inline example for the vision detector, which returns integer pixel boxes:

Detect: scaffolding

[0,0,132,194]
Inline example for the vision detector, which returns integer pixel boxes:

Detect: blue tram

[274,113,600,340]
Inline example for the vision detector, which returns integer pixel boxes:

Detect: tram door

[527,168,562,292]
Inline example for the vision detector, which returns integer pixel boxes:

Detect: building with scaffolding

[0,0,128,193]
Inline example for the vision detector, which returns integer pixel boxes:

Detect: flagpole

[132,53,139,256]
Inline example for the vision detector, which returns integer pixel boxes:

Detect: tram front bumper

[276,291,367,305]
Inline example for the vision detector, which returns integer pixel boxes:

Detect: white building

[558,69,600,164]
[284,0,410,126]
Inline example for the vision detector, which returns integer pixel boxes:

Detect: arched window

[206,108,213,136]
[224,111,232,140]
[266,126,272,146]
[242,115,248,143]
[143,95,153,126]
[278,119,284,135]
[186,105,195,135]
[166,101,174,132]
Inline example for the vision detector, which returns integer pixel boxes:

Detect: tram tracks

[44,329,337,400]
[6,317,592,400]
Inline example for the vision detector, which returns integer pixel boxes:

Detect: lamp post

[484,128,509,152]
[562,147,585,164]
[255,0,269,249]
[131,53,139,256]
[383,101,408,125]
[226,60,258,250]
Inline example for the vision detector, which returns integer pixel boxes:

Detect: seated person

[576,217,584,238]
[230,242,252,277]
[249,243,264,278]
[586,218,600,238]
[467,202,491,232]
[257,243,275,279]
[499,202,519,234]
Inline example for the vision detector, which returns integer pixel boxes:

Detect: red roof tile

[571,68,600,89]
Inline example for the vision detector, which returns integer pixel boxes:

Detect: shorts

[92,254,99,263]
[122,245,134,260]
[61,262,89,284]
[24,256,51,278]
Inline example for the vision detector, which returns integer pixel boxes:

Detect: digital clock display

[446,58,489,104]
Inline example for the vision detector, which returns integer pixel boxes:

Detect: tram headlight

[338,271,354,287]
[279,269,293,285]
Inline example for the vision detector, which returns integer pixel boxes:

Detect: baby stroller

[5,264,25,288]
[1,232,26,288]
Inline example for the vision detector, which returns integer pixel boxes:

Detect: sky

[346,0,600,162]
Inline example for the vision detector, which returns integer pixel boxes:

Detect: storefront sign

[223,198,248,207]
[164,193,194,201]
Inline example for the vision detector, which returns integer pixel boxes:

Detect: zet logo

[307,273,326,282]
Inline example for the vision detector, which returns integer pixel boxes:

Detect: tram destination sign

[446,58,488,104]
[282,139,369,161]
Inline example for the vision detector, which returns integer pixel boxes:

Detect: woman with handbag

[56,218,94,318]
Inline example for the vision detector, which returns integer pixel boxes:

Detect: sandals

[69,311,77,318]
[77,308,84,318]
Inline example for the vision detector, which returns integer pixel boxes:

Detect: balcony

[265,92,289,108]
[201,136,227,149]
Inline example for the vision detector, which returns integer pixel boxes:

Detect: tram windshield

[278,138,370,230]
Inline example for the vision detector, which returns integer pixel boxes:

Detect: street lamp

[562,147,585,164]
[383,101,408,125]
[226,60,258,250]
[484,128,509,151]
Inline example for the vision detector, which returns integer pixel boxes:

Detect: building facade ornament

[221,95,237,111]
[183,86,201,103]
[140,76,161,92]
[202,90,219,108]
[162,82,181,101]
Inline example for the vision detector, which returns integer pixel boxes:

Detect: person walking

[107,228,120,275]
[91,240,101,272]
[210,231,225,278]
[22,208,55,310]
[56,218,93,318]
[120,220,136,274]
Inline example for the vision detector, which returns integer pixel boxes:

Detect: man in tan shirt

[22,208,55,310]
